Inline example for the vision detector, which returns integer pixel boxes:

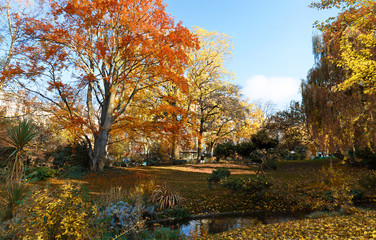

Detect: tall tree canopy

[303,0,376,155]
[0,0,41,88]
[1,0,198,171]
[186,27,261,161]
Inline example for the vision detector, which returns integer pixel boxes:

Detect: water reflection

[176,217,261,238]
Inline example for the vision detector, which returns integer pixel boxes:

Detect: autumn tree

[204,88,262,158]
[2,0,198,171]
[303,1,376,159]
[263,101,309,158]
[311,0,376,94]
[254,99,276,120]
[301,35,353,154]
[186,27,261,162]
[0,0,42,88]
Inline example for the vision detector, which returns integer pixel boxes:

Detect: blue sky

[164,0,338,110]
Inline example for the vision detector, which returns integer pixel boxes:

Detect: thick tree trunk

[90,90,115,171]
[91,129,109,171]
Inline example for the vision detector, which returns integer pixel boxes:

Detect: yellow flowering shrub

[23,183,97,240]
[320,161,356,212]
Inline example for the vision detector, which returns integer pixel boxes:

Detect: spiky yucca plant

[1,181,29,221]
[4,119,37,183]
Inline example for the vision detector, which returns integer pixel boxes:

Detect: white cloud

[241,75,301,110]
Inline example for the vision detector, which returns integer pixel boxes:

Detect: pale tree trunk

[174,142,180,160]
[90,90,116,171]
[91,129,109,171]
[208,141,216,163]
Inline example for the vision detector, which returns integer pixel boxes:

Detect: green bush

[358,173,376,191]
[62,165,89,179]
[220,176,272,196]
[214,142,236,159]
[236,141,255,158]
[160,206,191,219]
[264,158,277,170]
[51,142,91,169]
[136,227,182,240]
[207,167,231,183]
[24,166,58,182]
[347,148,376,169]
[351,189,364,201]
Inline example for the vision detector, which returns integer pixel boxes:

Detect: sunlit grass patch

[152,164,257,175]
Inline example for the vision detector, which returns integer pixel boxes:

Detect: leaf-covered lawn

[204,210,376,239]
[2,159,376,239]
[32,159,376,215]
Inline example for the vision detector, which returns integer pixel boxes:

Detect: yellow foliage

[320,161,355,211]
[206,210,376,239]
[317,1,376,94]
[22,183,97,240]
[186,27,263,149]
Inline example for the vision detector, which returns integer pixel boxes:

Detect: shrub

[100,186,130,207]
[130,179,156,203]
[148,143,169,163]
[100,201,143,230]
[214,142,236,159]
[236,141,255,158]
[160,206,191,219]
[358,173,376,192]
[151,184,183,210]
[320,162,355,211]
[207,167,231,183]
[136,227,182,240]
[51,142,91,169]
[221,176,272,196]
[347,148,376,169]
[264,158,277,170]
[23,183,97,239]
[24,166,57,182]
[63,165,89,179]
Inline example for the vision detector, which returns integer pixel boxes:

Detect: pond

[159,214,300,239]
[154,202,376,239]
[178,216,260,238]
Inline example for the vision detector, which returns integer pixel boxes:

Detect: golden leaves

[207,210,376,239]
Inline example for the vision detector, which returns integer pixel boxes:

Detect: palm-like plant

[1,181,29,221]
[4,119,37,183]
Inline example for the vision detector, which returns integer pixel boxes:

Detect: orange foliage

[1,0,198,170]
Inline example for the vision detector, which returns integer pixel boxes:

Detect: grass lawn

[37,158,375,215]
[72,163,260,214]
[2,158,376,239]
